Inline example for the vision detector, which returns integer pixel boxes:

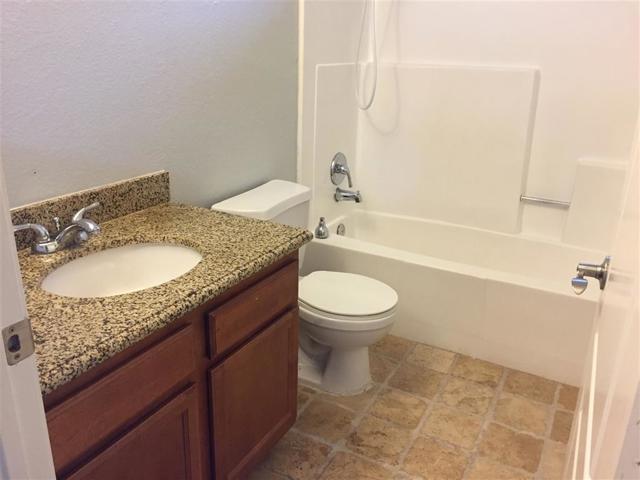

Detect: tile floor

[249,335,579,480]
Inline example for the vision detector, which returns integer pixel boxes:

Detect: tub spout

[334,187,362,203]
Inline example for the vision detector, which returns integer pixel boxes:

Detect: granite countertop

[18,203,312,395]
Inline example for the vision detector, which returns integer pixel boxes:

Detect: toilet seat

[298,271,398,331]
[299,300,396,331]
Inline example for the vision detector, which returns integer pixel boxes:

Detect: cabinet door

[48,325,196,473]
[65,385,202,480]
[210,309,298,479]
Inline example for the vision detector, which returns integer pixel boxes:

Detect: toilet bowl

[211,180,399,394]
[297,271,397,394]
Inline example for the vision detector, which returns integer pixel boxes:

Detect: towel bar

[520,195,570,208]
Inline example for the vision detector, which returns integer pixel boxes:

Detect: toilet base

[298,346,373,395]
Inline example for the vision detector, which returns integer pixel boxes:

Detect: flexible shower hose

[355,0,378,110]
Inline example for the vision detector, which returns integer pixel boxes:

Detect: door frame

[0,161,55,479]
[569,128,639,479]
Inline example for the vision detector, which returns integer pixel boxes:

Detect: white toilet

[212,180,398,395]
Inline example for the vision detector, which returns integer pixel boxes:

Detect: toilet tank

[211,180,311,229]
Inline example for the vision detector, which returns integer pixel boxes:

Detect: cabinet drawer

[207,261,297,358]
[65,385,201,480]
[47,325,196,473]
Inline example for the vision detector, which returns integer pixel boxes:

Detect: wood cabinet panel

[65,385,202,480]
[207,261,297,359]
[210,309,298,479]
[47,325,196,472]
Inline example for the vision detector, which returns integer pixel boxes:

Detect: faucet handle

[13,223,50,242]
[340,165,353,188]
[72,201,100,222]
[330,152,353,188]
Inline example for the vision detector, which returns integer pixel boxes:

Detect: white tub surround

[301,1,638,243]
[563,158,629,251]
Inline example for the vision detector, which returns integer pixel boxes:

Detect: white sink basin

[41,243,203,298]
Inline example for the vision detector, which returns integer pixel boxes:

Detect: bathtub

[301,210,601,385]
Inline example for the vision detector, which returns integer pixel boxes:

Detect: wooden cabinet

[65,385,201,480]
[207,261,297,359]
[47,325,196,472]
[45,254,299,480]
[210,310,298,479]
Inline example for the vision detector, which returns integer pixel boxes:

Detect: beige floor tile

[558,384,579,411]
[296,400,356,443]
[478,423,543,473]
[261,430,331,480]
[369,388,428,428]
[298,385,316,408]
[316,385,379,412]
[371,335,416,361]
[422,403,483,449]
[539,441,568,479]
[494,394,549,436]
[388,363,444,399]
[550,410,573,443]
[370,352,399,383]
[503,370,557,404]
[405,344,456,373]
[402,436,469,480]
[319,451,391,480]
[260,339,566,480]
[248,466,290,480]
[451,355,503,387]
[392,474,412,480]
[439,377,495,416]
[346,415,413,465]
[466,457,532,480]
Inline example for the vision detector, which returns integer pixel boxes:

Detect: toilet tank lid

[211,180,311,220]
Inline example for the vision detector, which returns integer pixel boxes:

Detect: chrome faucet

[330,153,354,188]
[334,187,362,203]
[330,153,362,203]
[13,202,101,254]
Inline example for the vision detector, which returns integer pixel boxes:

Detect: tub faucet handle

[315,217,329,239]
[330,152,353,188]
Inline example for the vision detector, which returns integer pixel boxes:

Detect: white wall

[299,1,362,193]
[301,1,638,241]
[2,1,298,208]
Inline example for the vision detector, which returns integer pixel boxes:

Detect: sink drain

[336,224,346,236]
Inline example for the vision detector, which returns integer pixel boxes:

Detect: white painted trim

[0,161,55,479]
[296,0,305,183]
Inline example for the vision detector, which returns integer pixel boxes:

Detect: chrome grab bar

[519,195,570,209]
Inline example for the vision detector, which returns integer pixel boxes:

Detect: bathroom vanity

[12,174,312,480]
[43,253,299,479]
